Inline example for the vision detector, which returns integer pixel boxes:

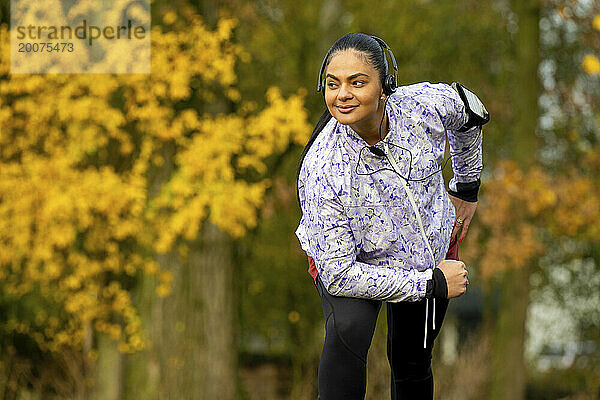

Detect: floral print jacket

[295,82,482,302]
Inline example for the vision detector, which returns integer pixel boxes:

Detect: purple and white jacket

[295,82,482,304]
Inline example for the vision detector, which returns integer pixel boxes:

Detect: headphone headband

[316,34,399,95]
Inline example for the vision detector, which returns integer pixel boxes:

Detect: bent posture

[295,33,488,400]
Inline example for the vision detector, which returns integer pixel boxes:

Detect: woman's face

[324,50,384,130]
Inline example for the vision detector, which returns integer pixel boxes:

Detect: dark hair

[296,33,390,205]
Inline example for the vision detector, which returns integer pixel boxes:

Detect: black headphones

[316,34,399,96]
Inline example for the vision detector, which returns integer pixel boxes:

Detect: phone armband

[451,82,490,132]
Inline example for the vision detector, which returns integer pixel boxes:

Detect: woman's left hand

[448,194,478,243]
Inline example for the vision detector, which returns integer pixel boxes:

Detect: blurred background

[0,0,599,399]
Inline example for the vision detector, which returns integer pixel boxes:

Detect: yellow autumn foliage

[583,54,600,75]
[0,9,310,355]
[582,14,600,75]
[594,13,600,31]
[462,159,600,280]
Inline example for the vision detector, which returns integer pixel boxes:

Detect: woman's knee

[317,276,381,359]
[329,301,380,360]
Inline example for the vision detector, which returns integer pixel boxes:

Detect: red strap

[307,256,318,286]
[446,234,460,260]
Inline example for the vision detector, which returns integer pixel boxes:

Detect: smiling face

[324,49,386,143]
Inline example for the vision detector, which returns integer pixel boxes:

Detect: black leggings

[315,275,449,400]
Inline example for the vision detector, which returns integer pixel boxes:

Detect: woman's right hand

[436,260,469,298]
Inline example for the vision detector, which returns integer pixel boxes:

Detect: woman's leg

[386,297,450,400]
[316,275,382,400]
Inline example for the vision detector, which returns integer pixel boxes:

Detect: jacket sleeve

[298,175,433,302]
[410,82,483,193]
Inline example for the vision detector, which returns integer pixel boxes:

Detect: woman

[295,33,486,399]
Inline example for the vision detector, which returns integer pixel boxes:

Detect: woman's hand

[448,194,478,243]
[436,260,469,298]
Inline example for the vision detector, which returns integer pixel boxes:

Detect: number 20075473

[17,42,74,52]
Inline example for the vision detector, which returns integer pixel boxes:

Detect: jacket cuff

[420,268,434,300]
[448,178,481,203]
[425,268,448,299]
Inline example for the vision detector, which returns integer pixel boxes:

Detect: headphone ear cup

[384,74,396,95]
[321,78,326,93]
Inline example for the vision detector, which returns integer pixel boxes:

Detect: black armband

[451,82,490,132]
[448,178,480,203]
[425,268,448,299]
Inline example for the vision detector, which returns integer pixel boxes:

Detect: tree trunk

[122,143,177,400]
[510,0,541,167]
[489,1,540,399]
[94,333,123,400]
[126,223,237,400]
[194,222,236,400]
[490,267,530,400]
[123,271,161,400]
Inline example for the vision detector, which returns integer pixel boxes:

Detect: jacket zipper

[383,142,436,266]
